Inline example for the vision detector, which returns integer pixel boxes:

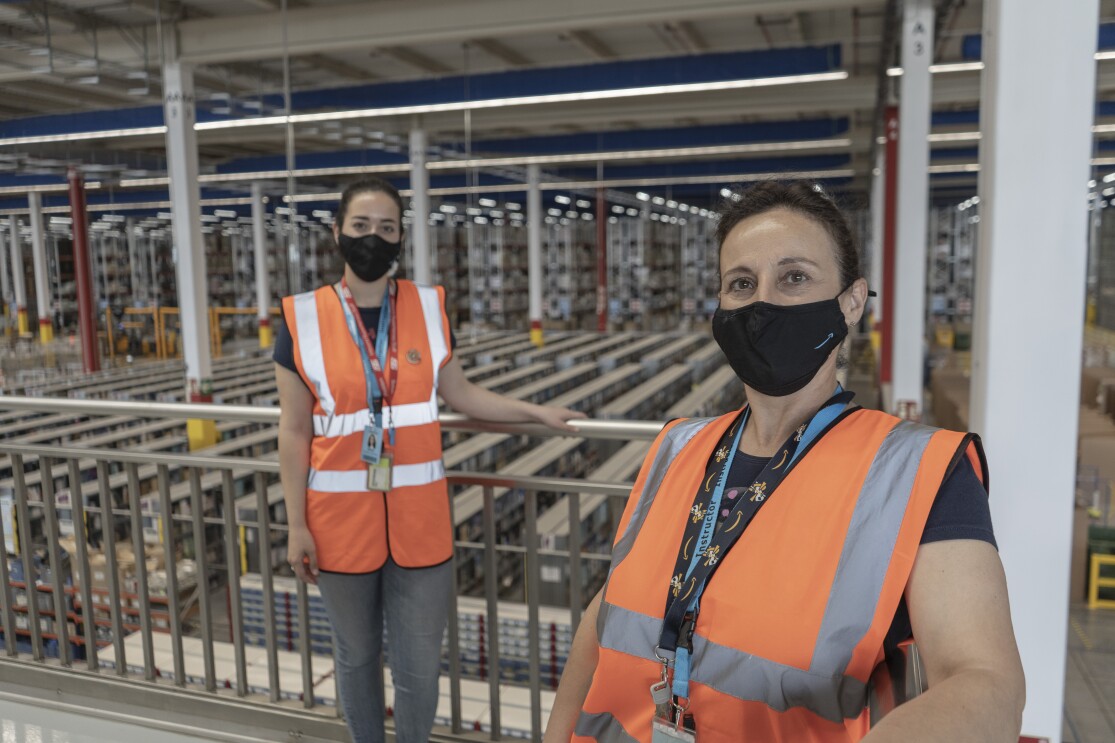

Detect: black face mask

[336,232,402,282]
[711,294,849,397]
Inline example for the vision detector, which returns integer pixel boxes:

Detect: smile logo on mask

[406,349,422,365]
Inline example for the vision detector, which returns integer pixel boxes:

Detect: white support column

[9,215,28,336]
[163,55,216,450]
[527,164,544,347]
[869,147,885,355]
[125,219,143,306]
[28,193,52,343]
[0,218,10,330]
[970,1,1097,740]
[891,0,933,420]
[409,127,432,285]
[251,183,273,347]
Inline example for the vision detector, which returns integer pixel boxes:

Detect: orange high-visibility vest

[283,279,453,573]
[576,407,986,743]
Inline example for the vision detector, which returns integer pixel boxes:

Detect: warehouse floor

[1064,603,1115,742]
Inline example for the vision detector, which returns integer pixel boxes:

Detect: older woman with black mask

[274,177,584,743]
[544,181,1024,743]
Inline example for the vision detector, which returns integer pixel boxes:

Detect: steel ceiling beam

[167,0,880,64]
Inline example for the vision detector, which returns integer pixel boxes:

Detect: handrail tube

[0,396,663,441]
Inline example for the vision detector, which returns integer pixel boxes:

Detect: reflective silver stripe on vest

[610,417,714,572]
[809,420,936,674]
[292,290,334,415]
[594,417,939,723]
[312,389,440,438]
[574,711,639,743]
[414,284,449,386]
[598,416,712,638]
[596,601,870,723]
[307,459,446,492]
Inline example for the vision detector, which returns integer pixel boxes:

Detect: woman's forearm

[545,593,603,742]
[864,667,1024,743]
[446,380,542,423]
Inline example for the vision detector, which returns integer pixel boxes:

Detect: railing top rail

[0,395,664,441]
[0,439,634,495]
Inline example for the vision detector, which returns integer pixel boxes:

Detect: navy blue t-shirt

[273,305,456,376]
[725,448,995,649]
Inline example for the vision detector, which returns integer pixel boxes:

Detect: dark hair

[336,177,404,228]
[715,181,861,289]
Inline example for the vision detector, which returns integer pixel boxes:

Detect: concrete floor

[1063,603,1115,742]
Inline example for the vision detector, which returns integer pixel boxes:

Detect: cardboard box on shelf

[1079,436,1115,495]
[1081,367,1115,408]
[1078,408,1115,441]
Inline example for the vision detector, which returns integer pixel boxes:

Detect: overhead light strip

[0,181,102,195]
[890,50,1115,77]
[114,139,855,189]
[0,126,167,147]
[427,138,854,169]
[194,71,850,132]
[0,71,848,146]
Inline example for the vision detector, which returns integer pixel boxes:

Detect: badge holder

[361,409,392,492]
[650,651,697,742]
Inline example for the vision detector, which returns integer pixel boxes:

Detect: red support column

[68,168,100,373]
[880,106,899,388]
[595,188,608,332]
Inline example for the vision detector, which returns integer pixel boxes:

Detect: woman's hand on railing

[287,525,319,585]
[529,404,588,433]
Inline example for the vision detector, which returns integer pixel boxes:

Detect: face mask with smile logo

[711,293,850,397]
[337,232,402,282]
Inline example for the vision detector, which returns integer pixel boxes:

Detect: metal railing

[0,396,658,742]
[0,396,918,741]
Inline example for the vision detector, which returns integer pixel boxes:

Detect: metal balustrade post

[68,458,97,669]
[188,468,216,692]
[0,491,16,657]
[11,454,43,662]
[447,487,464,734]
[254,471,281,703]
[158,464,186,686]
[96,461,125,675]
[568,491,583,633]
[482,486,502,741]
[525,490,542,742]
[39,456,72,666]
[127,462,155,681]
[221,470,248,697]
[296,576,314,707]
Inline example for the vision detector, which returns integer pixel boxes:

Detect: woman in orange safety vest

[544,181,1025,743]
[275,177,584,743]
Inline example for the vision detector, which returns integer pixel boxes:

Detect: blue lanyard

[668,387,851,700]
[338,285,395,444]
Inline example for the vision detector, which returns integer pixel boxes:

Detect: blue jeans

[316,559,452,743]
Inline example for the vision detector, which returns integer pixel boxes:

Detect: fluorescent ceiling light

[928,163,981,174]
[1096,51,1115,61]
[1094,123,1115,134]
[119,162,407,188]
[928,131,981,143]
[1103,173,1115,183]
[428,138,853,170]
[1093,157,1115,166]
[0,181,101,195]
[0,126,167,147]
[888,62,985,77]
[194,71,849,133]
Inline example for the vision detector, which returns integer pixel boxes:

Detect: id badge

[360,422,384,465]
[652,717,697,743]
[368,454,392,492]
